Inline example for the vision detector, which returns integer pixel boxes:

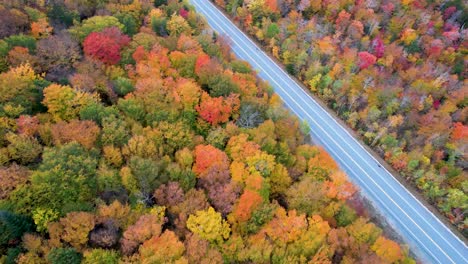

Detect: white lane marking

[193,0,466,262]
[196,0,468,254]
[212,28,444,264]
[199,0,468,250]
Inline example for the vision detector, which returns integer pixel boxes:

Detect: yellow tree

[186,207,231,244]
[42,84,97,122]
[289,215,331,260]
[167,14,192,36]
[0,64,41,111]
[225,133,261,162]
[56,212,96,250]
[269,163,291,196]
[346,217,382,245]
[174,78,201,110]
[245,151,276,177]
[371,236,403,263]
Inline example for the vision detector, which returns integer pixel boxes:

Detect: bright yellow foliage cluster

[187,207,231,243]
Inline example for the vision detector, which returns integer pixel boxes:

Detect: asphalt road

[189,0,468,263]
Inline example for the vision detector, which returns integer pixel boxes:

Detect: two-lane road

[189,0,468,263]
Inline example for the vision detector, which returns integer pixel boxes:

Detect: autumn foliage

[358,51,377,70]
[193,144,229,175]
[194,53,210,76]
[234,189,263,222]
[216,0,468,232]
[83,27,130,65]
[452,122,467,141]
[31,18,53,39]
[51,120,100,149]
[0,1,414,263]
[196,92,240,125]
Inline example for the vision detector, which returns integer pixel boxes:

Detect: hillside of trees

[0,0,416,263]
[214,0,468,234]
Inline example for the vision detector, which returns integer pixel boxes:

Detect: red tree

[358,52,377,70]
[371,38,385,58]
[83,27,130,65]
[179,8,189,19]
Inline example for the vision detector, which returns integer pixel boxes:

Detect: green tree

[4,247,22,264]
[113,77,135,96]
[127,156,169,202]
[335,204,357,227]
[69,16,124,41]
[47,248,82,264]
[0,211,34,254]
[0,41,8,72]
[79,103,119,126]
[100,115,130,147]
[9,143,98,215]
[117,97,146,123]
[47,3,80,26]
[115,13,139,36]
[443,189,468,213]
[266,23,279,38]
[155,121,194,156]
[151,16,168,36]
[207,74,240,97]
[154,0,167,7]
[4,34,36,53]
[83,249,119,264]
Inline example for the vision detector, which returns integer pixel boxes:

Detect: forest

[0,0,418,263]
[214,0,468,234]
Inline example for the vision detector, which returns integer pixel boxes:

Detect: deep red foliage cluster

[83,27,130,65]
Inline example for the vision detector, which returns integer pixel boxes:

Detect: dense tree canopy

[0,0,414,263]
[215,0,468,234]
[83,27,130,65]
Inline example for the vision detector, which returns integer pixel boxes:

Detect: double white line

[190,0,468,263]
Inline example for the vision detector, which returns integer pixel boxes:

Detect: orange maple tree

[452,122,467,140]
[234,189,263,222]
[193,144,230,176]
[196,92,239,125]
[194,54,211,76]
